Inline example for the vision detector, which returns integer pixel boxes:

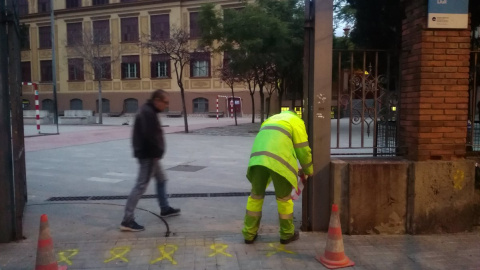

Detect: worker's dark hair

[150,89,168,101]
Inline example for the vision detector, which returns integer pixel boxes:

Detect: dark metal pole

[50,0,59,128]
[0,0,14,243]
[8,0,26,240]
[305,0,333,231]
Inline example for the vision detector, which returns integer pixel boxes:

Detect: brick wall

[399,1,471,161]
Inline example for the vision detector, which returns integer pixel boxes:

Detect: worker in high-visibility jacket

[243,110,313,244]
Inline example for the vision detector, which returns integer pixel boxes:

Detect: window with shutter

[66,0,81,8]
[151,54,170,78]
[67,22,83,46]
[92,0,109,5]
[190,52,210,77]
[18,0,29,16]
[189,12,200,38]
[121,17,138,42]
[39,26,51,49]
[122,55,140,79]
[37,0,50,13]
[40,60,53,82]
[94,57,111,80]
[21,62,31,82]
[93,20,110,44]
[150,14,170,40]
[68,58,84,81]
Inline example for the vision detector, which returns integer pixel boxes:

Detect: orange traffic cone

[316,204,354,269]
[35,214,67,270]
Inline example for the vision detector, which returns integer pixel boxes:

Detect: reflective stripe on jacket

[247,111,313,190]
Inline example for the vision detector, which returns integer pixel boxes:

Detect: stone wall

[331,158,478,234]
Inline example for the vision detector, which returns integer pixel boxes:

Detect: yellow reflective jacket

[247,111,313,190]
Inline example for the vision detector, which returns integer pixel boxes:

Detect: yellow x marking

[266,243,295,257]
[150,244,178,265]
[104,246,130,263]
[57,249,79,265]
[208,243,232,257]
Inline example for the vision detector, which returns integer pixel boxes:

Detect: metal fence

[468,51,480,152]
[331,50,399,156]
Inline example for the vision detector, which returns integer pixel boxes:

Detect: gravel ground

[190,122,261,137]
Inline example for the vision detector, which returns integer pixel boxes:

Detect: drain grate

[167,165,206,172]
[46,191,276,201]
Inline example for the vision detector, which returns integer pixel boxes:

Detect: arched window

[124,98,138,113]
[193,97,208,113]
[96,98,110,113]
[70,98,83,110]
[41,99,54,112]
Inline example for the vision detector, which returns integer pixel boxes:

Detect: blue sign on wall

[428,0,469,29]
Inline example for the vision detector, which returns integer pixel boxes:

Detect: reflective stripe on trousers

[242,195,264,241]
[242,166,295,241]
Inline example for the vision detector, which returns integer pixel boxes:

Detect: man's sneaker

[244,234,258,244]
[120,220,145,232]
[280,231,299,244]
[160,207,181,217]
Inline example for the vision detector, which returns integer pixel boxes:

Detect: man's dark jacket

[132,102,165,159]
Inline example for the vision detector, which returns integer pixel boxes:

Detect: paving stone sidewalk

[2,231,480,270]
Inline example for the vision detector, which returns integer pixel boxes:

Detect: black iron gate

[331,50,399,156]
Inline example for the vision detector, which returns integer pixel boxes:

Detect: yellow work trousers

[242,165,295,241]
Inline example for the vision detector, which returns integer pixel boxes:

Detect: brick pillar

[399,1,471,161]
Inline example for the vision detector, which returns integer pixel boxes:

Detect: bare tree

[217,63,241,125]
[141,27,206,133]
[67,27,122,124]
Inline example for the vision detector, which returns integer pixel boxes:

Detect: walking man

[242,110,313,244]
[120,89,180,232]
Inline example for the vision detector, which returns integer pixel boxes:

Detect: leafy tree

[343,0,403,50]
[258,0,305,113]
[200,1,295,122]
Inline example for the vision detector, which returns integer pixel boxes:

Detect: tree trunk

[179,87,189,133]
[250,92,255,123]
[97,80,103,124]
[278,91,283,114]
[266,96,271,118]
[259,86,265,123]
[231,86,237,126]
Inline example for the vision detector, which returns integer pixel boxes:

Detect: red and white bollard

[22,82,40,134]
[230,100,234,118]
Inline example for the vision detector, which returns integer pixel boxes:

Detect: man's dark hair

[150,89,168,101]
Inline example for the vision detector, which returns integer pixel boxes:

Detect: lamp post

[50,0,59,130]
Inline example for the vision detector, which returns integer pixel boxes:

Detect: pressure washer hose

[26,202,171,237]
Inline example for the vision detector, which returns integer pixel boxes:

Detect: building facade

[18,0,259,116]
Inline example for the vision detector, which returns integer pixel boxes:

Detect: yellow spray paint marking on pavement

[57,249,79,265]
[266,243,295,257]
[208,243,232,257]
[150,244,178,265]
[453,169,465,190]
[104,246,130,263]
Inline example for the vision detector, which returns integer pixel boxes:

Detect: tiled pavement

[2,232,480,269]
